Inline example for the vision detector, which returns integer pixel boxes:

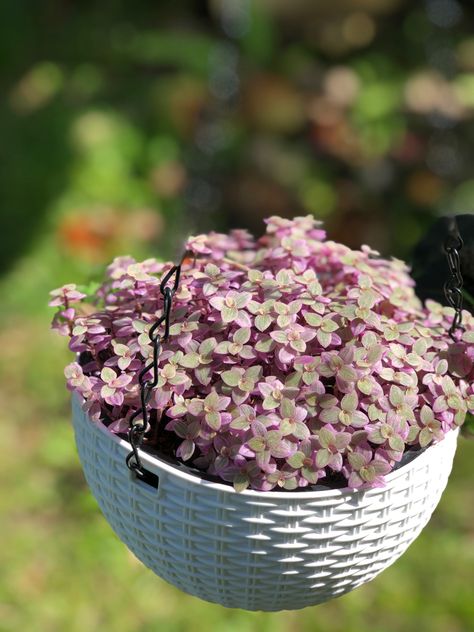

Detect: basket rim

[73,393,459,500]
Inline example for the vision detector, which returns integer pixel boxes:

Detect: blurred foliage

[1,1,474,631]
[1,0,474,273]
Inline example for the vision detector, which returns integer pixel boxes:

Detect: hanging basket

[72,394,459,612]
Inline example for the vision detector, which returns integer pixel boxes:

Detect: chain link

[126,253,187,478]
[443,217,464,341]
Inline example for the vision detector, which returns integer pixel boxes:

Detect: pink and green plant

[50,216,474,492]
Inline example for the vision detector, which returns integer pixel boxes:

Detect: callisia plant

[50,216,474,492]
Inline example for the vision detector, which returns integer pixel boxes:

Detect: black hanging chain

[443,217,464,341]
[126,253,187,479]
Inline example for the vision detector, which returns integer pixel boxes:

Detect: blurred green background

[1,1,473,631]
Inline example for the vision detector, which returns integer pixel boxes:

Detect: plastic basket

[72,394,458,611]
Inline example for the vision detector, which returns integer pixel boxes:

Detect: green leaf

[205,411,221,431]
[319,394,338,408]
[308,281,323,296]
[204,263,220,276]
[362,331,377,348]
[287,452,305,468]
[280,398,294,418]
[303,312,322,327]
[179,439,195,461]
[233,327,251,345]
[406,352,422,367]
[321,319,339,333]
[366,345,383,365]
[245,365,262,381]
[317,330,331,348]
[283,477,298,490]
[388,435,405,452]
[255,315,272,331]
[255,337,275,353]
[351,411,368,428]
[271,331,288,344]
[339,365,357,382]
[199,337,216,356]
[113,342,129,356]
[204,391,220,409]
[315,449,330,468]
[358,289,378,309]
[240,346,256,360]
[285,371,301,388]
[357,376,373,395]
[419,427,433,448]
[358,275,373,290]
[368,429,385,444]
[247,300,261,315]
[169,403,188,416]
[396,371,416,387]
[383,328,399,342]
[319,407,339,424]
[348,452,365,469]
[222,305,238,323]
[233,473,250,493]
[462,331,474,344]
[180,352,200,368]
[360,465,376,483]
[273,302,286,315]
[248,269,263,283]
[235,292,251,308]
[289,338,305,352]
[266,431,284,450]
[72,325,87,336]
[389,385,404,407]
[276,270,290,285]
[295,423,311,440]
[279,419,294,436]
[248,436,266,452]
[195,367,211,386]
[407,425,420,442]
[187,399,204,416]
[101,385,115,398]
[318,427,334,448]
[221,369,242,387]
[413,339,428,356]
[301,467,319,484]
[262,395,280,410]
[169,373,189,386]
[341,391,358,413]
[214,341,230,354]
[302,371,317,386]
[230,417,250,430]
[334,433,350,450]
[100,367,116,383]
[238,378,253,393]
[420,405,434,425]
[275,313,289,330]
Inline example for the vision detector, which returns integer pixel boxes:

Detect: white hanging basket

[72,394,458,612]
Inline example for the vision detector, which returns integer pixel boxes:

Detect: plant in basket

[50,215,474,611]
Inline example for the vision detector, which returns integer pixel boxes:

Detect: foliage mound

[50,216,474,491]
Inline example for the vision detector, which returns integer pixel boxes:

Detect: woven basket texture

[72,395,458,611]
